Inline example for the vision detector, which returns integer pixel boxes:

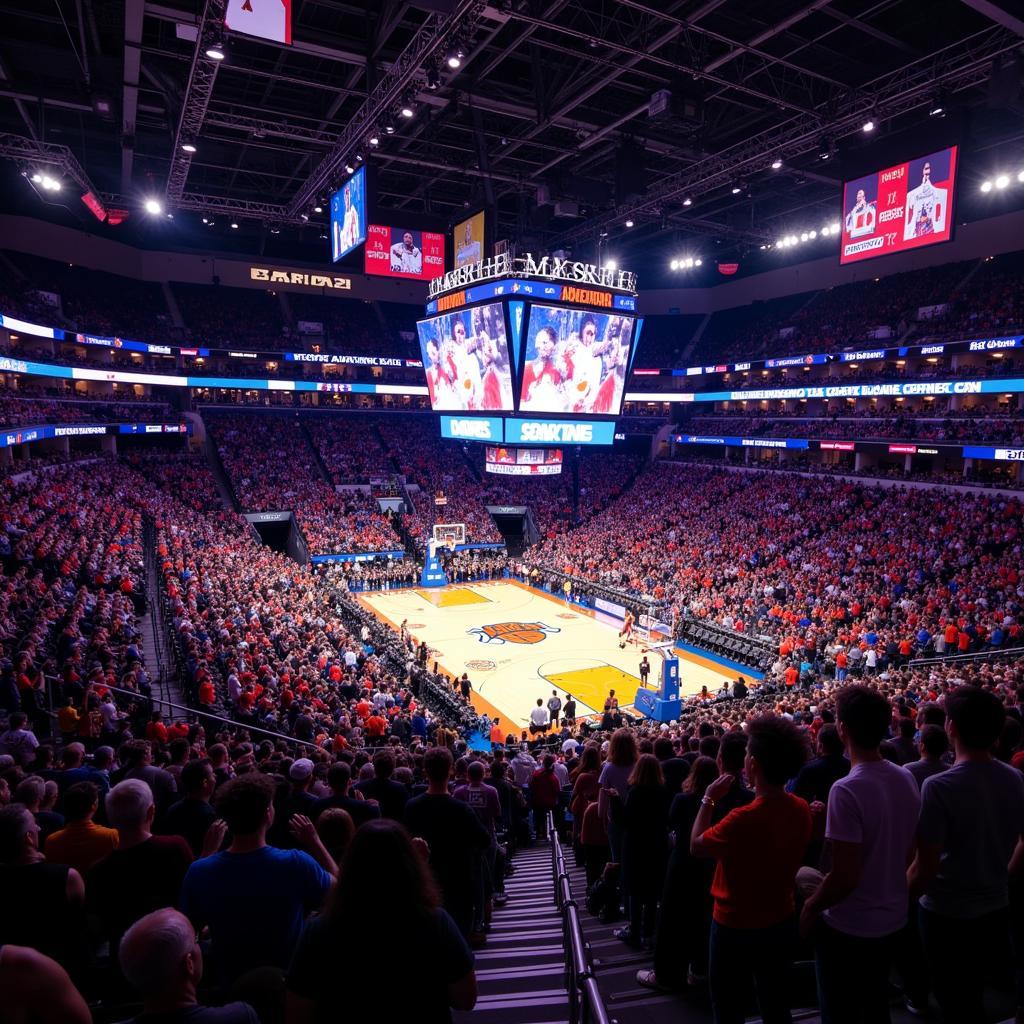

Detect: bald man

[119,908,258,1022]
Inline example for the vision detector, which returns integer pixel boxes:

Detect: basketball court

[359,579,739,735]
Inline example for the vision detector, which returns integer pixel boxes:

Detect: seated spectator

[180,773,334,985]
[88,779,193,949]
[119,908,259,1023]
[286,819,477,1023]
[44,781,119,874]
[691,714,812,1024]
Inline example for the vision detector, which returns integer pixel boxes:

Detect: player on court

[618,610,635,649]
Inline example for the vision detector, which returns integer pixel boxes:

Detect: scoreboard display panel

[840,146,957,265]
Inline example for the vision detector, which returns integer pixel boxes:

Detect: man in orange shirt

[784,664,799,689]
[44,781,118,874]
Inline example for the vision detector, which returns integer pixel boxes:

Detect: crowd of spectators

[0,392,174,429]
[304,414,395,483]
[208,412,404,555]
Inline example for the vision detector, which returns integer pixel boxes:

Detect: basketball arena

[0,4,1023,1024]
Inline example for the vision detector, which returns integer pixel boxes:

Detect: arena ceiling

[2,0,1024,275]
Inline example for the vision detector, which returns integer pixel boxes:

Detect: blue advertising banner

[504,418,617,445]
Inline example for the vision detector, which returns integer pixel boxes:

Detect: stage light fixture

[205,44,225,61]
[400,104,414,118]
[624,219,634,228]
[345,163,355,174]
[670,259,679,270]
[604,259,617,271]
[144,198,163,215]
[181,142,197,153]
[682,197,692,206]
[980,180,993,193]
[695,258,702,266]
[368,134,380,147]
[862,119,875,132]
[829,221,840,233]
[313,205,323,213]
[230,222,238,229]
[300,213,309,221]
[771,158,782,170]
[731,185,741,194]
[996,174,1010,189]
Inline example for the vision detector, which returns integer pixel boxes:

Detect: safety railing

[548,813,614,1024]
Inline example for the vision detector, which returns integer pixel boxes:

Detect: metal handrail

[100,683,323,751]
[548,813,615,1024]
[909,644,1024,668]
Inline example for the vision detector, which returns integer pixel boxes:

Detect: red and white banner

[226,0,292,45]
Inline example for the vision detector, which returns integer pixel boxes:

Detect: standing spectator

[405,747,490,943]
[0,803,86,974]
[179,773,333,984]
[801,685,922,1024]
[119,908,258,1023]
[563,694,577,727]
[353,750,408,822]
[311,761,381,828]
[598,728,638,865]
[162,758,218,857]
[0,712,39,767]
[547,691,562,727]
[88,779,194,949]
[13,776,64,846]
[287,819,477,1022]
[904,724,949,790]
[120,740,177,824]
[789,724,849,805]
[44,781,119,874]
[611,754,671,948]
[0,945,92,1024]
[691,715,812,1024]
[909,686,1024,1023]
[528,754,562,840]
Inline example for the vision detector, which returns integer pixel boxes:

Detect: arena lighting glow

[1019,170,1024,183]
[181,142,197,154]
[624,219,634,227]
[980,180,993,193]
[313,205,323,213]
[682,197,692,206]
[604,259,618,271]
[670,259,679,270]
[731,185,741,194]
[368,134,380,146]
[400,104,414,118]
[862,119,875,132]
[230,222,239,229]
[996,174,1010,189]
[205,45,225,61]
[143,198,163,215]
[344,163,355,174]
[771,158,782,170]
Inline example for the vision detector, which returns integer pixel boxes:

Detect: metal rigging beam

[165,0,227,203]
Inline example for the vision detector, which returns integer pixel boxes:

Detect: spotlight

[731,185,741,194]
[776,238,785,248]
[604,260,617,271]
[670,259,679,270]
[205,44,226,61]
[368,134,380,147]
[230,222,239,229]
[695,259,702,267]
[800,232,809,242]
[300,213,309,221]
[39,174,62,192]
[980,180,993,193]
[269,226,280,235]
[821,226,830,237]
[355,153,363,162]
[996,174,1010,189]
[771,158,782,170]
[345,163,355,174]
[202,217,209,224]
[181,142,197,154]
[400,104,414,118]
[829,222,839,233]
[426,65,440,90]
[384,121,395,135]
[166,212,174,220]
[929,103,944,117]
[1018,170,1024,183]
[624,219,634,228]
[30,173,42,183]
[313,205,323,213]
[144,198,163,215]
[809,230,817,239]
[682,197,692,206]
[447,45,465,69]
[862,119,875,133]
[759,244,766,250]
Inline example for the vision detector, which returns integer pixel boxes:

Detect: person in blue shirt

[180,773,333,984]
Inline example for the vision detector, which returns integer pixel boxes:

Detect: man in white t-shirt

[529,699,549,735]
[800,684,921,1021]
[390,232,422,275]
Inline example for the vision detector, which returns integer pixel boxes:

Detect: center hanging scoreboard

[416,256,643,446]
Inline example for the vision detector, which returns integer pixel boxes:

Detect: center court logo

[468,621,561,645]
